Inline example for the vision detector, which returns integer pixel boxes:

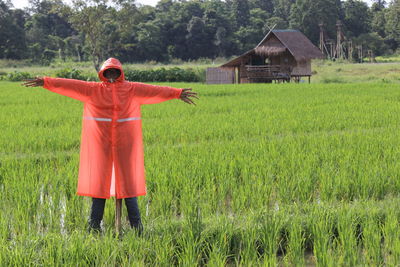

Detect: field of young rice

[1,81,400,266]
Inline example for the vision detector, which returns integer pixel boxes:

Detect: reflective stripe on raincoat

[43,58,182,199]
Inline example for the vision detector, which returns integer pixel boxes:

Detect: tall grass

[313,60,400,83]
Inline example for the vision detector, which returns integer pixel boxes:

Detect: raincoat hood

[98,58,125,82]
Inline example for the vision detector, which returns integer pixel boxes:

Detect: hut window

[283,57,288,63]
[265,58,270,64]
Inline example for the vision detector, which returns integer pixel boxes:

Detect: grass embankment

[312,60,400,83]
[1,82,400,265]
[0,58,399,84]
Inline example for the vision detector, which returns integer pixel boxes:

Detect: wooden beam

[115,198,122,234]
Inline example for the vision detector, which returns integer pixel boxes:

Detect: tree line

[0,0,399,69]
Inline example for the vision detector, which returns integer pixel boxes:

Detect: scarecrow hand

[22,77,44,87]
[180,88,198,105]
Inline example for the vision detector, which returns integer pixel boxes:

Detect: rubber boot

[88,198,106,233]
[125,197,143,235]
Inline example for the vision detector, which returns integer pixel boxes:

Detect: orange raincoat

[43,58,182,199]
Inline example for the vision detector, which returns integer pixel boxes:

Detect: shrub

[2,71,33,81]
[1,67,203,83]
[0,71,7,80]
[55,68,86,80]
[124,67,201,82]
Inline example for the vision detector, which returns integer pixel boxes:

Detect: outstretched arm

[23,77,97,102]
[131,82,198,105]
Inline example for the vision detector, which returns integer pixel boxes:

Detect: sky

[10,0,376,9]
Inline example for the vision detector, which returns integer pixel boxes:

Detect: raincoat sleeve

[43,77,97,102]
[130,82,183,105]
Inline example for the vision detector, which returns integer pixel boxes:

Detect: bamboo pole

[115,198,122,233]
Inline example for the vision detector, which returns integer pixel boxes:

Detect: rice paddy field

[1,79,400,266]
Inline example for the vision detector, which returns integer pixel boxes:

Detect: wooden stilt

[115,198,122,233]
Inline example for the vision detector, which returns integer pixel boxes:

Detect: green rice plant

[176,230,202,266]
[310,208,336,267]
[361,212,384,266]
[253,210,283,266]
[335,207,361,266]
[175,207,204,266]
[283,214,307,266]
[382,208,400,265]
[2,81,400,264]
[147,231,177,266]
[236,224,259,265]
[205,231,230,266]
[203,216,236,266]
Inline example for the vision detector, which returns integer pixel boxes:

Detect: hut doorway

[251,55,265,66]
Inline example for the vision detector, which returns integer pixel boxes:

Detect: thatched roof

[221,30,324,68]
[255,34,286,56]
[254,45,286,56]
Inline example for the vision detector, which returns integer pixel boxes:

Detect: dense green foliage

[54,67,202,82]
[53,66,202,82]
[124,67,201,82]
[0,0,399,67]
[0,70,33,81]
[0,66,203,82]
[1,81,400,264]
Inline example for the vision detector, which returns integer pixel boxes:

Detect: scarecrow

[23,58,198,233]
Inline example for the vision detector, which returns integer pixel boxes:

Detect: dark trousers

[89,197,143,231]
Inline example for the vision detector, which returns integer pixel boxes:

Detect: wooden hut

[207,30,324,84]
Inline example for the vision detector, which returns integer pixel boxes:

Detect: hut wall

[206,67,235,84]
[291,60,311,76]
[279,52,296,73]
[239,55,251,83]
[239,65,247,79]
[239,64,249,83]
[271,56,281,65]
